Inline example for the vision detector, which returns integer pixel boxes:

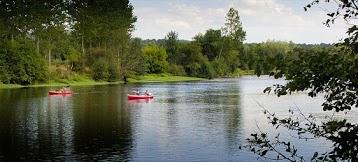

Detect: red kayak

[48,91,73,95]
[127,94,154,99]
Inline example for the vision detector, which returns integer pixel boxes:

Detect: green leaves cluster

[243,105,358,161]
[0,39,47,85]
[143,42,168,74]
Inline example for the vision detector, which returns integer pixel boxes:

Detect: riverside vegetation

[1,1,326,88]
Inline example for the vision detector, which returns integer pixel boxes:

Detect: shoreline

[0,75,207,89]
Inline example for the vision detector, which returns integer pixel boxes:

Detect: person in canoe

[133,89,140,95]
[59,85,71,92]
[144,90,151,96]
[61,86,67,92]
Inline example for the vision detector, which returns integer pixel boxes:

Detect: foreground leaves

[240,102,358,161]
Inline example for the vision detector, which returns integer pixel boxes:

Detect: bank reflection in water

[71,85,133,161]
[0,88,75,161]
[0,86,134,161]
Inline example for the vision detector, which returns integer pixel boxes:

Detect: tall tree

[220,8,246,75]
[222,8,246,43]
[164,31,180,64]
[220,7,246,57]
[119,37,146,83]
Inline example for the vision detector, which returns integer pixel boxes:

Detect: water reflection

[71,85,132,161]
[0,88,75,161]
[126,80,243,161]
[0,86,134,161]
[1,77,342,161]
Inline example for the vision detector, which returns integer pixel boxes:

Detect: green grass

[29,81,122,87]
[0,74,205,89]
[0,83,23,89]
[0,80,122,89]
[127,74,206,83]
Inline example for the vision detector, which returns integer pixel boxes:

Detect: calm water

[1,76,357,161]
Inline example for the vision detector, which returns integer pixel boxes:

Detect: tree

[194,29,222,61]
[178,41,215,78]
[119,38,146,83]
[220,8,246,75]
[164,31,180,64]
[142,42,169,74]
[241,1,358,161]
[222,8,246,43]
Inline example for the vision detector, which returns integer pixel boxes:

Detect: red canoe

[127,94,154,99]
[48,91,73,95]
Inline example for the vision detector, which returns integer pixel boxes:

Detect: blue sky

[130,0,349,44]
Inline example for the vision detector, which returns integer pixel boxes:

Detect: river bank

[0,74,206,89]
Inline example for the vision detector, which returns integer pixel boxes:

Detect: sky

[130,0,350,44]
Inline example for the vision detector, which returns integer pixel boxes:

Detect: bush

[0,39,48,85]
[108,66,120,82]
[92,58,109,81]
[168,64,186,76]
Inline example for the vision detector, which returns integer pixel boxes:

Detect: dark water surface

[1,76,356,161]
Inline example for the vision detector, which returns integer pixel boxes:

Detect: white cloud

[131,0,348,43]
[132,1,227,40]
[155,18,191,29]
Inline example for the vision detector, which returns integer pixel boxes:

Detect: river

[0,76,356,161]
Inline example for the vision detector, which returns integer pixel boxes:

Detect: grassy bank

[0,74,206,89]
[0,81,121,89]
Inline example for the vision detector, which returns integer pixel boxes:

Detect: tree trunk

[219,37,226,59]
[81,34,85,55]
[123,75,127,84]
[48,48,51,67]
[36,35,40,55]
[48,46,51,82]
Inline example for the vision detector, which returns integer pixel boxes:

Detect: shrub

[92,58,109,81]
[168,64,186,76]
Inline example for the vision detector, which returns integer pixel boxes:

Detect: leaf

[311,152,318,161]
[263,87,272,94]
[261,150,268,156]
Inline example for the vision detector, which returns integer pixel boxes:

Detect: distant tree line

[0,2,334,85]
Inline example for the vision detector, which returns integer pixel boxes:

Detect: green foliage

[168,64,186,76]
[66,46,80,64]
[164,31,181,64]
[242,104,358,161]
[0,0,136,85]
[265,46,358,112]
[92,58,109,81]
[0,39,47,85]
[108,65,120,82]
[119,37,146,80]
[222,7,246,42]
[211,57,228,77]
[244,41,296,76]
[142,42,169,73]
[86,48,108,67]
[194,29,222,61]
